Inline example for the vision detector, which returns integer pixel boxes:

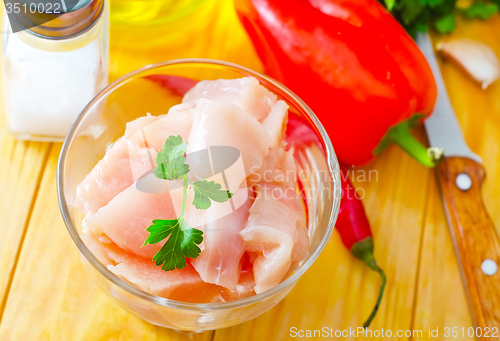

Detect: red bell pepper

[235,0,439,166]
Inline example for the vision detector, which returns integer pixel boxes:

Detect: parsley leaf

[179,224,204,259]
[144,219,203,271]
[420,0,445,8]
[434,12,457,33]
[143,219,178,245]
[143,135,234,271]
[460,2,498,19]
[380,0,498,37]
[384,0,396,12]
[154,135,190,180]
[192,180,233,210]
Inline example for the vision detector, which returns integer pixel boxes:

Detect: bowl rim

[57,58,341,311]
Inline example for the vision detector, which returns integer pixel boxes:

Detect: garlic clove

[437,38,500,89]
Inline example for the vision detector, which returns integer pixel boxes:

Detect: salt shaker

[2,0,109,141]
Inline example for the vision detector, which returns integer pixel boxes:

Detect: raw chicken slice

[262,100,289,148]
[85,234,114,266]
[183,77,277,122]
[191,188,253,290]
[125,103,194,151]
[111,258,224,303]
[249,143,297,189]
[76,76,312,303]
[240,184,309,294]
[292,218,309,263]
[75,138,155,216]
[168,102,196,115]
[124,114,158,140]
[187,99,271,192]
[222,252,256,300]
[90,240,225,303]
[83,185,174,259]
[83,182,204,259]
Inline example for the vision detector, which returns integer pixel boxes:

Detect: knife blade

[417,33,500,334]
[417,34,482,163]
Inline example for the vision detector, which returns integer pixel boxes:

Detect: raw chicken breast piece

[85,234,114,265]
[124,114,158,140]
[292,218,309,263]
[183,77,277,122]
[83,182,204,259]
[187,99,271,192]
[262,100,289,148]
[192,188,253,290]
[222,252,256,300]
[91,240,224,303]
[83,184,174,259]
[76,76,312,303]
[249,143,297,189]
[75,138,155,216]
[110,259,224,303]
[125,103,194,151]
[240,184,309,294]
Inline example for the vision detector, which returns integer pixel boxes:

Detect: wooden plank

[412,15,500,337]
[214,136,432,340]
[412,175,474,339]
[0,80,51,319]
[0,131,50,313]
[0,145,213,341]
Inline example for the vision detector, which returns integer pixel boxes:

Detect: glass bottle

[2,0,109,141]
[109,0,262,81]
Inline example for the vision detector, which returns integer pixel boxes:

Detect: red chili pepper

[144,74,197,97]
[286,113,385,327]
[337,167,386,328]
[235,0,438,167]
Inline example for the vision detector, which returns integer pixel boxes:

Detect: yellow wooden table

[0,1,499,339]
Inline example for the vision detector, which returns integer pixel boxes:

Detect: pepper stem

[373,115,444,167]
[362,260,386,329]
[351,237,387,328]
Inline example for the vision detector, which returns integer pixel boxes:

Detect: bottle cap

[7,0,103,39]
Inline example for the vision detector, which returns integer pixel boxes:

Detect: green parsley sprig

[379,0,499,37]
[142,135,233,271]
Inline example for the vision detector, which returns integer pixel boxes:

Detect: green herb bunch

[142,135,233,271]
[379,0,499,36]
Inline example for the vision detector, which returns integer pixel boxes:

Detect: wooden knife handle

[436,157,500,334]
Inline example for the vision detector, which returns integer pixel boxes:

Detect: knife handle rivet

[456,173,472,191]
[481,259,498,276]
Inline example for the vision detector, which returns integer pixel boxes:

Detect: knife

[417,33,500,333]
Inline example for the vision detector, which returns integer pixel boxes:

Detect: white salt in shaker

[2,0,109,141]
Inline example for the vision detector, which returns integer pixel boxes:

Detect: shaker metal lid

[7,0,103,39]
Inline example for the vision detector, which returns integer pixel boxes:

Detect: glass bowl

[57,59,341,331]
